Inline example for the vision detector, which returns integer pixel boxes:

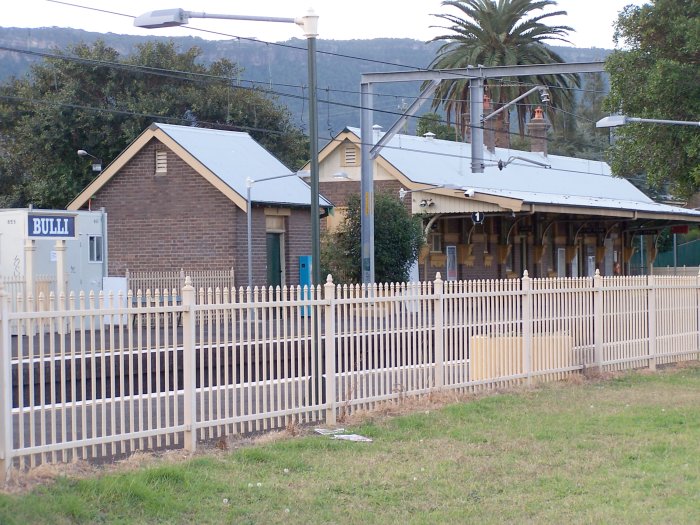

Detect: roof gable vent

[343,145,357,166]
[155,150,167,175]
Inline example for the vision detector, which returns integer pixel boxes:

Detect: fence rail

[1,270,699,481]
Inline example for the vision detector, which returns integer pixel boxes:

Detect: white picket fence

[1,271,699,481]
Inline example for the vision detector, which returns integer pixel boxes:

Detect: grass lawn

[1,364,699,524]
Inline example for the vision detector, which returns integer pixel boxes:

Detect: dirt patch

[0,448,198,495]
[0,428,305,496]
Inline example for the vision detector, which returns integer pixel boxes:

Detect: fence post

[522,271,533,386]
[647,274,657,370]
[181,277,197,452]
[434,273,444,390]
[54,239,66,304]
[697,270,700,361]
[593,270,603,373]
[24,239,35,300]
[0,282,13,483]
[323,275,337,425]
[54,239,66,334]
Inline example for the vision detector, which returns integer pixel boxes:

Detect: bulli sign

[28,215,76,238]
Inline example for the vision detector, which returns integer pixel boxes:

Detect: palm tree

[427,0,580,146]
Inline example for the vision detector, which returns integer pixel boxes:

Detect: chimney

[527,106,550,156]
[372,124,383,143]
[483,94,495,153]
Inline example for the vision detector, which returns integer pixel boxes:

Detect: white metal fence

[653,266,700,277]
[125,268,235,298]
[1,275,57,312]
[1,271,699,481]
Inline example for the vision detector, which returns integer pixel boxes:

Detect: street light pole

[135,8,322,285]
[306,27,321,286]
[246,178,254,290]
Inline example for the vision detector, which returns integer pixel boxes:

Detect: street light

[77,149,102,172]
[135,7,322,285]
[596,115,700,128]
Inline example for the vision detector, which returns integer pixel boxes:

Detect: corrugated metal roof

[156,124,330,207]
[348,127,700,219]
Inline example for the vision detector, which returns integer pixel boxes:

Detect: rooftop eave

[527,203,700,222]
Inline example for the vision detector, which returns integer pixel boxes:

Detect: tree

[0,40,308,208]
[322,192,425,284]
[604,0,700,198]
[416,112,458,141]
[427,0,580,145]
[547,73,608,159]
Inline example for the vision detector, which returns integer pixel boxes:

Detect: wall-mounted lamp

[419,199,435,208]
[77,149,102,172]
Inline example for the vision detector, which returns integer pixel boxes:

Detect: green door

[266,233,282,288]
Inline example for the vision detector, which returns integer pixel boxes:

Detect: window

[446,245,457,280]
[89,235,103,263]
[586,245,596,277]
[265,216,285,232]
[429,233,442,253]
[557,248,566,278]
[155,150,167,175]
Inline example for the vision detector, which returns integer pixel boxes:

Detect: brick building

[314,122,700,282]
[68,123,330,288]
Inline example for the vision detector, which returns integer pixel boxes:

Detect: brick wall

[91,138,311,287]
[286,208,312,285]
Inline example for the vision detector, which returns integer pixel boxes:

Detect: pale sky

[3,0,648,49]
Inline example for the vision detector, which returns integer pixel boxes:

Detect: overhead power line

[0,43,608,137]
[45,0,432,72]
[44,0,608,96]
[1,2,612,158]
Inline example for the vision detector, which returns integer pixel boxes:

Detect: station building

[315,119,700,282]
[68,123,331,289]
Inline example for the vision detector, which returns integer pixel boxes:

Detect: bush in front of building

[322,191,424,284]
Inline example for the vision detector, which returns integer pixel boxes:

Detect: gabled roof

[68,123,331,211]
[341,127,700,221]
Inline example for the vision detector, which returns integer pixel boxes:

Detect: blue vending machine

[299,255,312,316]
